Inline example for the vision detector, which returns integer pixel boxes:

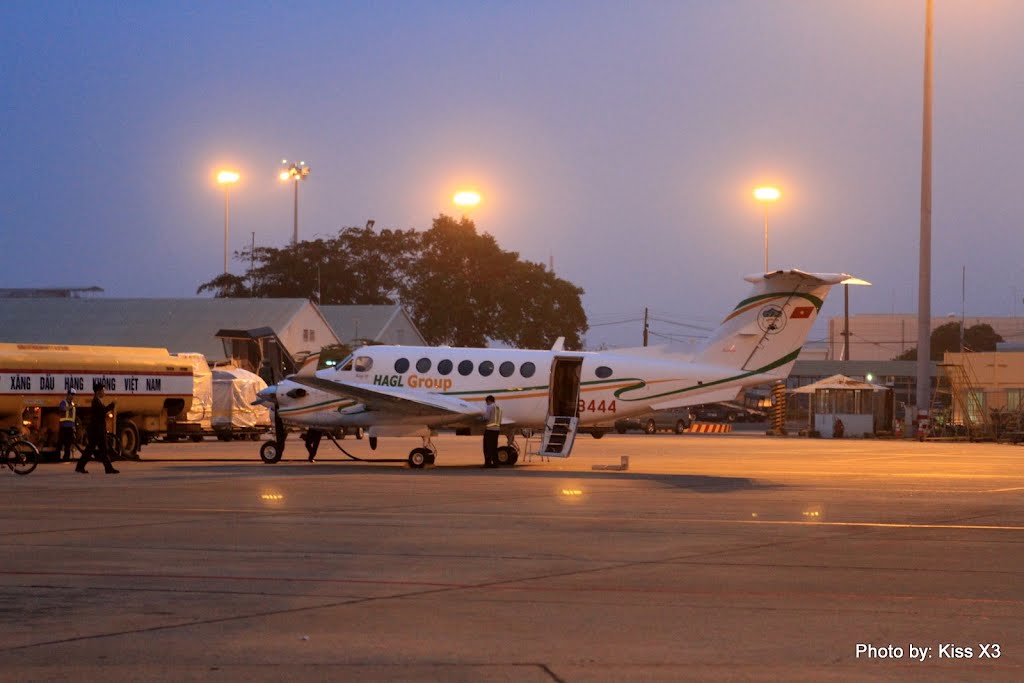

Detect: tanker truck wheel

[117,422,140,460]
[260,440,282,464]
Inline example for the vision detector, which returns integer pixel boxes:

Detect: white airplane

[256,270,854,467]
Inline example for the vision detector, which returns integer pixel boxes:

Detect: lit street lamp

[453,190,481,209]
[216,170,240,274]
[279,159,310,245]
[753,186,780,272]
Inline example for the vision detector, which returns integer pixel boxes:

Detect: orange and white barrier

[685,422,732,434]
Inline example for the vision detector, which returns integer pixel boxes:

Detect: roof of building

[0,298,318,360]
[319,304,425,345]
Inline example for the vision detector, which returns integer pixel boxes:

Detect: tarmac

[1,431,1023,681]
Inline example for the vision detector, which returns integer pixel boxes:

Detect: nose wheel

[408,436,437,468]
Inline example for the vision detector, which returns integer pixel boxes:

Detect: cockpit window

[353,356,373,373]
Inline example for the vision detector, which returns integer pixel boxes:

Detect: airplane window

[595,366,613,379]
[354,356,373,372]
[416,357,432,373]
[499,361,515,377]
[458,360,474,376]
[520,362,536,378]
[394,358,410,373]
[438,359,453,375]
[479,360,494,377]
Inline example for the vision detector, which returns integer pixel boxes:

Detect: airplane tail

[695,270,855,379]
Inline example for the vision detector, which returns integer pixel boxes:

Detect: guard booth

[793,374,889,438]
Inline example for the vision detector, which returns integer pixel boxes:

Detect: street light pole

[279,160,310,245]
[916,0,934,423]
[216,170,240,274]
[753,186,780,272]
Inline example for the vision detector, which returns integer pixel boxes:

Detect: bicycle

[1,428,39,476]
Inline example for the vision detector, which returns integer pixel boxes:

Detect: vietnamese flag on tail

[790,306,814,319]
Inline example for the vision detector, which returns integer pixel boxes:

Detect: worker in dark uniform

[57,388,78,461]
[304,429,323,462]
[75,383,119,474]
[482,395,502,467]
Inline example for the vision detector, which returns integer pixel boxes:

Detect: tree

[197,216,588,349]
[894,322,1004,361]
[198,226,420,304]
[400,215,588,348]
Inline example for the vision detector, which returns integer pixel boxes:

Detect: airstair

[535,415,579,458]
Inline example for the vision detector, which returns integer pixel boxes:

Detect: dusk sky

[3,1,1023,349]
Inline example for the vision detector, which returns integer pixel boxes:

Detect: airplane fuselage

[273,344,775,432]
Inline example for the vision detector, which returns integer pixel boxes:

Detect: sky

[3,1,1024,350]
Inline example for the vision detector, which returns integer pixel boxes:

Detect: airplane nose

[254,385,278,406]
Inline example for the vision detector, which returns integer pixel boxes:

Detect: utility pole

[643,307,649,347]
[916,0,934,424]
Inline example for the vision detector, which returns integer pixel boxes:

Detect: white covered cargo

[175,352,213,430]
[212,367,272,430]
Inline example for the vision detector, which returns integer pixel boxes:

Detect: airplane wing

[291,376,484,421]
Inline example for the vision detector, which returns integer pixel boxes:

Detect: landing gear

[407,436,437,468]
[260,440,282,464]
[495,445,519,466]
[495,434,520,467]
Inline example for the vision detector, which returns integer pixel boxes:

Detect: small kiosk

[794,374,887,438]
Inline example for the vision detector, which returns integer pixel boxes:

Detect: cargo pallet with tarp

[166,354,271,442]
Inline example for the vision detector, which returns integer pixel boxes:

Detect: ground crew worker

[58,388,78,461]
[482,395,502,467]
[75,383,119,474]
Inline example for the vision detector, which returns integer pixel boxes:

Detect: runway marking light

[260,491,285,504]
[561,488,583,497]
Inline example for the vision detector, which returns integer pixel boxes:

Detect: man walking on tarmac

[57,388,78,461]
[482,395,502,468]
[75,383,119,474]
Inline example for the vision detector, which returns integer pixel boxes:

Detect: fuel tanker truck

[0,343,193,459]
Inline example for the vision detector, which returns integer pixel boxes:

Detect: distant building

[0,298,338,363]
[826,314,1024,361]
[319,304,425,347]
[0,286,103,298]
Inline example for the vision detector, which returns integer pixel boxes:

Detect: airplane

[255,269,857,467]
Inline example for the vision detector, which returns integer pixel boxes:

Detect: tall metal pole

[223,188,230,274]
[843,283,850,361]
[292,179,299,246]
[916,0,934,420]
[763,209,769,272]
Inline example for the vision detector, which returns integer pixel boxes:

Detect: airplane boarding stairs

[534,415,579,458]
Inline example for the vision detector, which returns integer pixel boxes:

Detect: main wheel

[6,440,38,475]
[117,422,140,460]
[644,419,657,434]
[354,427,364,440]
[495,445,513,466]
[260,440,282,464]
[675,420,688,435]
[408,447,431,468]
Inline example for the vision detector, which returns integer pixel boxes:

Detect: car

[692,403,768,423]
[614,409,693,435]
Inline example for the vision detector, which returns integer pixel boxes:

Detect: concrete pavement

[1,433,1022,681]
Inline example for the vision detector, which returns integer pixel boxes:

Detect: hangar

[0,298,338,363]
